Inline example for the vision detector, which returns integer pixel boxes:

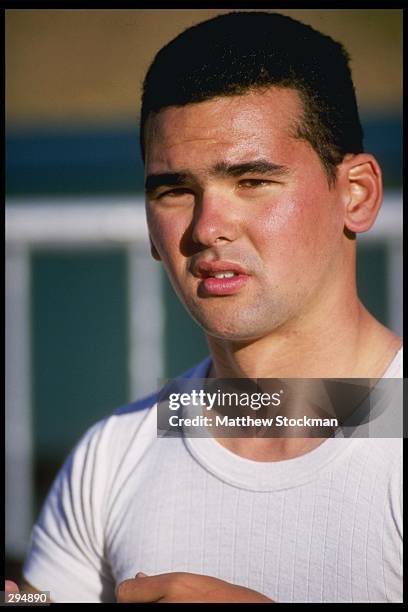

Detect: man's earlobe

[149,237,161,261]
[343,154,383,234]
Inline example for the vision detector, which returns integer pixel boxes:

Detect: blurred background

[5,8,402,582]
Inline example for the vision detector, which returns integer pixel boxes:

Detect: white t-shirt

[23,349,403,603]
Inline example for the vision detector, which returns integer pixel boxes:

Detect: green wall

[32,250,129,461]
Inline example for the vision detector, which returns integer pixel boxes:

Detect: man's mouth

[206,271,239,279]
[192,260,250,296]
[193,259,248,278]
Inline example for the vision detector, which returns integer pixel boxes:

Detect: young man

[19,12,402,603]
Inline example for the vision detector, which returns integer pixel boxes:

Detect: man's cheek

[150,216,184,248]
[148,223,174,260]
[256,198,300,236]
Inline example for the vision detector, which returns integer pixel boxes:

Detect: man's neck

[207,300,401,380]
[206,299,401,462]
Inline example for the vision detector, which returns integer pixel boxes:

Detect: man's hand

[116,572,274,603]
[5,581,19,595]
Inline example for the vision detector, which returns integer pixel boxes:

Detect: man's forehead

[144,86,304,138]
[144,87,304,173]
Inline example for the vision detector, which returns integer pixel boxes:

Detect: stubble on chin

[185,297,289,341]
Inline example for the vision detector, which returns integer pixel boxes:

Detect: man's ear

[341,154,383,233]
[149,236,161,261]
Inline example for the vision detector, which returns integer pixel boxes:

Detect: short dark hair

[140,11,364,185]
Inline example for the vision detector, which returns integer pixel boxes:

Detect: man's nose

[191,189,241,247]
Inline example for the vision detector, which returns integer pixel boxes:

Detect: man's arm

[22,420,114,602]
[116,572,275,603]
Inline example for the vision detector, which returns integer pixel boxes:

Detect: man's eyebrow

[212,159,290,177]
[145,172,189,193]
[144,160,289,192]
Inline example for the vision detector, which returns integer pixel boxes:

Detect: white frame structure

[5,192,402,559]
[5,197,165,559]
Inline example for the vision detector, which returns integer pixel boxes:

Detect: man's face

[144,87,348,341]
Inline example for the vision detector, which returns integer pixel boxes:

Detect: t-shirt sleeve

[23,420,116,603]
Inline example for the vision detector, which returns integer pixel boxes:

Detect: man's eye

[158,188,193,198]
[238,179,271,188]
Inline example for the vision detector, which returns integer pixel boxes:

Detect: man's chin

[184,300,283,341]
[192,316,270,343]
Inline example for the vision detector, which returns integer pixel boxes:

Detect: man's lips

[192,260,248,279]
[192,260,250,296]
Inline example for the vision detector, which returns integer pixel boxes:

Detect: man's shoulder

[113,355,212,417]
[80,356,213,444]
[383,345,403,377]
[63,356,212,476]
[112,389,161,417]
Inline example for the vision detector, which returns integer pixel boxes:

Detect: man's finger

[116,575,167,603]
[5,581,19,594]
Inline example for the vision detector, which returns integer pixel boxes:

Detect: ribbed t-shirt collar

[182,348,402,491]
